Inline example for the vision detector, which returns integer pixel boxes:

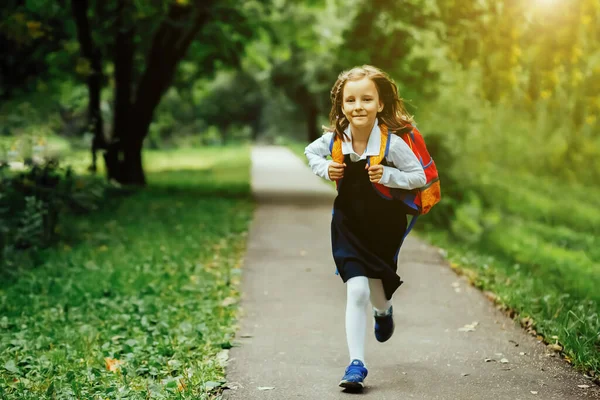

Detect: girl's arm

[379,135,426,190]
[304,131,335,181]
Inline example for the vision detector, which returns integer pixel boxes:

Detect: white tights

[345,276,392,365]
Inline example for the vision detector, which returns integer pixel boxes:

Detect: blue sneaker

[374,306,394,342]
[339,359,368,390]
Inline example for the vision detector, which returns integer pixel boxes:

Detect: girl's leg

[346,276,370,363]
[368,278,392,314]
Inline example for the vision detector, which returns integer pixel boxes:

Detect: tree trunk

[105,0,135,183]
[306,101,319,143]
[295,84,320,143]
[121,132,145,184]
[71,0,106,172]
[106,2,212,185]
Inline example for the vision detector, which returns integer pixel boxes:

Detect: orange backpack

[330,124,441,236]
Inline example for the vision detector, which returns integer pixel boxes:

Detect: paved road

[223,146,599,400]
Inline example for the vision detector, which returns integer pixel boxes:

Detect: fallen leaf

[221,297,237,307]
[459,322,479,332]
[484,291,497,302]
[578,385,590,389]
[531,391,538,394]
[520,317,534,328]
[547,343,563,352]
[258,386,275,391]
[104,357,124,372]
[484,358,495,362]
[461,373,470,377]
[500,358,509,364]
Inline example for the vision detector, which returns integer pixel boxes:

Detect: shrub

[0,160,113,272]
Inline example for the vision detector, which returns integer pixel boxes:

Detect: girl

[304,65,426,390]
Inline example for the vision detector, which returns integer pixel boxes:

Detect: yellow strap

[331,135,344,164]
[406,134,414,151]
[369,124,388,166]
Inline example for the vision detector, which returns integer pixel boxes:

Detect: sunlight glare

[535,0,560,5]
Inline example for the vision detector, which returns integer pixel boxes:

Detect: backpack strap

[330,134,344,164]
[403,215,418,242]
[367,124,390,166]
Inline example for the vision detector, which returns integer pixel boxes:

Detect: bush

[0,160,113,273]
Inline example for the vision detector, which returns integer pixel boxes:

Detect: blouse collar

[341,118,381,156]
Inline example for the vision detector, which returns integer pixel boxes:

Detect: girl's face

[341,77,383,133]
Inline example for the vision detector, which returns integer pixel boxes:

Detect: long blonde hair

[326,65,414,140]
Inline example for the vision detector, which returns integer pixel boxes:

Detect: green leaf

[45,381,55,396]
[204,381,224,389]
[4,360,20,374]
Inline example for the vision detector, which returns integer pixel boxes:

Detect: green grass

[0,146,254,399]
[423,171,600,379]
[287,140,600,379]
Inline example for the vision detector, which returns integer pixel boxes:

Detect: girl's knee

[347,277,370,306]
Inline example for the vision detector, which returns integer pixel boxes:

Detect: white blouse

[304,120,426,190]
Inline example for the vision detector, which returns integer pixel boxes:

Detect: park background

[0,0,598,398]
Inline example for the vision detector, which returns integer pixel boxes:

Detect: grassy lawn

[425,168,600,378]
[0,135,72,162]
[0,146,254,399]
[287,140,600,380]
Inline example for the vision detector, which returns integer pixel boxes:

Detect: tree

[261,0,441,142]
[69,0,266,184]
[338,0,442,103]
[253,0,359,142]
[0,1,71,99]
[70,0,105,172]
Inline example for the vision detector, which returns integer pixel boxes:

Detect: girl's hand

[366,164,383,183]
[328,161,346,180]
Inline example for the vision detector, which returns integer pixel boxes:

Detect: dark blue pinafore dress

[331,154,408,300]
